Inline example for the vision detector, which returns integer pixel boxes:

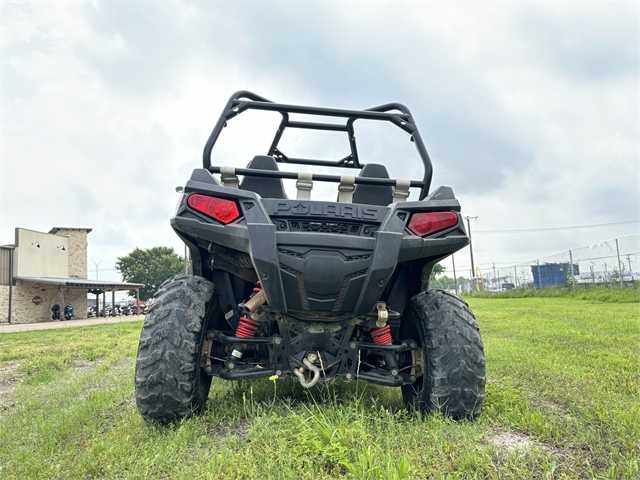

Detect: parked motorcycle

[52,304,75,321]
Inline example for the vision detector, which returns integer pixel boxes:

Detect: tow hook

[293,353,321,388]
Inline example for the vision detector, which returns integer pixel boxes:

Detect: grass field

[0,297,638,479]
[466,285,639,303]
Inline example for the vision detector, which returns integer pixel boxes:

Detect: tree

[116,246,184,300]
[421,262,447,291]
[430,274,457,290]
[431,263,446,277]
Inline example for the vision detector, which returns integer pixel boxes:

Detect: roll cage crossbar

[203,90,434,200]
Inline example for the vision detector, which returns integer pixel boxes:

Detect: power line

[474,220,639,234]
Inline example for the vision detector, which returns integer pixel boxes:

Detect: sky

[1,1,638,289]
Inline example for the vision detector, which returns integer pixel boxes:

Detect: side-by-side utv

[134,91,486,424]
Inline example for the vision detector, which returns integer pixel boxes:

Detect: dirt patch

[0,360,25,385]
[532,397,575,422]
[70,357,106,372]
[0,360,25,414]
[207,418,251,442]
[486,428,534,453]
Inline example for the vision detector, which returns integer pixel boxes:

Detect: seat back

[240,156,288,199]
[352,164,393,206]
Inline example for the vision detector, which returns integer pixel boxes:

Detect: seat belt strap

[337,176,355,203]
[393,179,411,202]
[296,173,313,200]
[220,166,239,189]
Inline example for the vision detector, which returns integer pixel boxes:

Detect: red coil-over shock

[235,284,263,339]
[371,324,393,345]
[371,324,399,375]
[235,316,260,338]
[229,283,264,365]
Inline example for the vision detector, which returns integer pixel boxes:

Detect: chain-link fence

[450,235,640,292]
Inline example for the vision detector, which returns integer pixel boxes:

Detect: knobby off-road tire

[135,275,216,424]
[401,290,486,420]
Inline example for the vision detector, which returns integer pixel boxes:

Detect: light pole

[463,216,478,281]
[92,260,102,280]
[451,254,458,296]
[492,263,497,291]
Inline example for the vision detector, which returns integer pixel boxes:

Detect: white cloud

[1,2,637,282]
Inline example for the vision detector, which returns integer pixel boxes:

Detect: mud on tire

[401,290,486,420]
[135,275,216,424]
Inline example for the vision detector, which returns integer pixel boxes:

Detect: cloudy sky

[1,1,638,285]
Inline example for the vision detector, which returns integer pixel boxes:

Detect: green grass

[0,297,638,479]
[467,285,640,303]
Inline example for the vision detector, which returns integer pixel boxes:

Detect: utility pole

[92,260,102,280]
[568,250,575,291]
[513,265,518,287]
[463,216,478,281]
[492,263,496,291]
[452,254,458,296]
[535,260,542,289]
[615,239,623,286]
[626,255,632,273]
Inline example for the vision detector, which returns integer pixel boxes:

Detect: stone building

[0,227,143,324]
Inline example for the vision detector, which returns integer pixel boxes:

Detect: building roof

[14,276,143,289]
[48,227,93,234]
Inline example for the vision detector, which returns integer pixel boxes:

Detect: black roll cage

[203,90,434,200]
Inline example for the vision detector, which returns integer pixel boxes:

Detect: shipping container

[531,263,579,289]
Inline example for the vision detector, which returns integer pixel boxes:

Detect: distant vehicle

[121,304,133,316]
[52,304,75,321]
[135,302,149,315]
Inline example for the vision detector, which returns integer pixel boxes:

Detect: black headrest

[352,163,393,206]
[240,156,288,199]
[359,163,390,179]
[245,155,280,171]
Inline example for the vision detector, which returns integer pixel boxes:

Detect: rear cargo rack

[203,91,433,200]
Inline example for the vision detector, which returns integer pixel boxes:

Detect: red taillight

[187,194,241,225]
[407,212,459,237]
